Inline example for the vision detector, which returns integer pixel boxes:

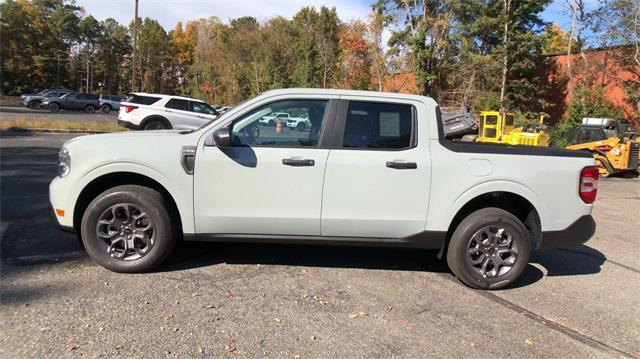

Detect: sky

[76,0,601,37]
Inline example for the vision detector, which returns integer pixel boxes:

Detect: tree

[368,9,388,91]
[374,0,452,97]
[337,20,372,90]
[79,15,103,92]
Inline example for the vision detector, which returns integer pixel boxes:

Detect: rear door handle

[283,158,315,167]
[386,160,417,169]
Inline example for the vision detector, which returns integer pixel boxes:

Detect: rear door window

[125,94,161,105]
[341,101,414,149]
[165,99,189,111]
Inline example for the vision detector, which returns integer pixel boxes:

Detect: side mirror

[205,128,232,147]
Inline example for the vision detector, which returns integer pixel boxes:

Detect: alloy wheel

[95,203,155,261]
[466,226,519,278]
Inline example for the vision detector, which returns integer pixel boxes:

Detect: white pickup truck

[49,89,598,289]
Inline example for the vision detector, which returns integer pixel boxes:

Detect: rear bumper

[539,215,595,248]
[117,119,139,130]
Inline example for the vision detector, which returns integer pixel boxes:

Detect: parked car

[21,89,72,110]
[117,93,219,130]
[286,115,312,131]
[42,92,100,113]
[99,94,124,113]
[259,112,290,126]
[20,89,54,103]
[49,88,597,290]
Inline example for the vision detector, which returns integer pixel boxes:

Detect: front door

[194,98,336,236]
[321,99,431,238]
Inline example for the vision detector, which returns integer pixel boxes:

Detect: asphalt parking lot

[0,132,639,358]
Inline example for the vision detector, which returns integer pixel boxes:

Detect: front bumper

[539,215,595,248]
[117,119,139,130]
[48,202,75,233]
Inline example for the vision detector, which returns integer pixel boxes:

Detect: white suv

[117,93,219,130]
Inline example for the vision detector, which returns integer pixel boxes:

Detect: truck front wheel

[446,207,531,290]
[80,185,176,273]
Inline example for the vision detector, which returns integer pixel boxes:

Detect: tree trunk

[86,53,90,93]
[499,0,511,108]
[131,0,139,92]
[567,0,577,78]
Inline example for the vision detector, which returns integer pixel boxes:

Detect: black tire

[80,185,176,273]
[85,104,96,113]
[143,119,169,130]
[446,207,531,290]
[28,100,41,110]
[296,122,305,131]
[48,103,60,112]
[101,104,112,113]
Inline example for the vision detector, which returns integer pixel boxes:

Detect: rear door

[321,98,431,238]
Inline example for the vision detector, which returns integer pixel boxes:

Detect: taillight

[595,145,613,151]
[122,105,138,113]
[579,166,599,204]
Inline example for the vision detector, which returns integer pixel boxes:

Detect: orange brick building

[381,46,639,127]
[545,46,639,127]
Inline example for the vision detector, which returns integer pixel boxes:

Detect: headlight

[58,147,71,177]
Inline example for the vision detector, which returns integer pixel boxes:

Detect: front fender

[51,161,194,233]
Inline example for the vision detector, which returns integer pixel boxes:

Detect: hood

[63,129,189,147]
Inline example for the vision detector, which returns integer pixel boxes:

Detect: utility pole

[131,0,139,92]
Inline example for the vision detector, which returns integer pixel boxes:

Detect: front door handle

[283,158,315,167]
[386,160,417,169]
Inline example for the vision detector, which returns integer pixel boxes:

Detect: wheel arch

[140,115,172,129]
[73,172,183,239]
[439,189,542,258]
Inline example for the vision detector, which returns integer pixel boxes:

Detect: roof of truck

[260,88,437,105]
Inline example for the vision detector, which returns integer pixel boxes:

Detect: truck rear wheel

[446,207,531,290]
[80,185,176,273]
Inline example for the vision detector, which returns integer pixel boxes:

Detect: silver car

[99,94,124,113]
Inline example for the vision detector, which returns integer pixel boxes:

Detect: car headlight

[58,147,71,177]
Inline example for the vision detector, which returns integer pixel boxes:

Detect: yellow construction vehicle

[476,110,550,146]
[566,118,639,177]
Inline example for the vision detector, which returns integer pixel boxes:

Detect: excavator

[442,109,550,147]
[566,118,639,177]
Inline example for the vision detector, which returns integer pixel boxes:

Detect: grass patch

[0,118,126,133]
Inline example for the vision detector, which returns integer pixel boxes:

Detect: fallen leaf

[384,306,393,312]
[349,311,368,319]
[192,293,202,297]
[68,344,79,351]
[164,314,173,320]
[225,291,233,298]
[224,345,236,352]
[525,338,533,346]
[206,305,216,309]
[172,327,179,333]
